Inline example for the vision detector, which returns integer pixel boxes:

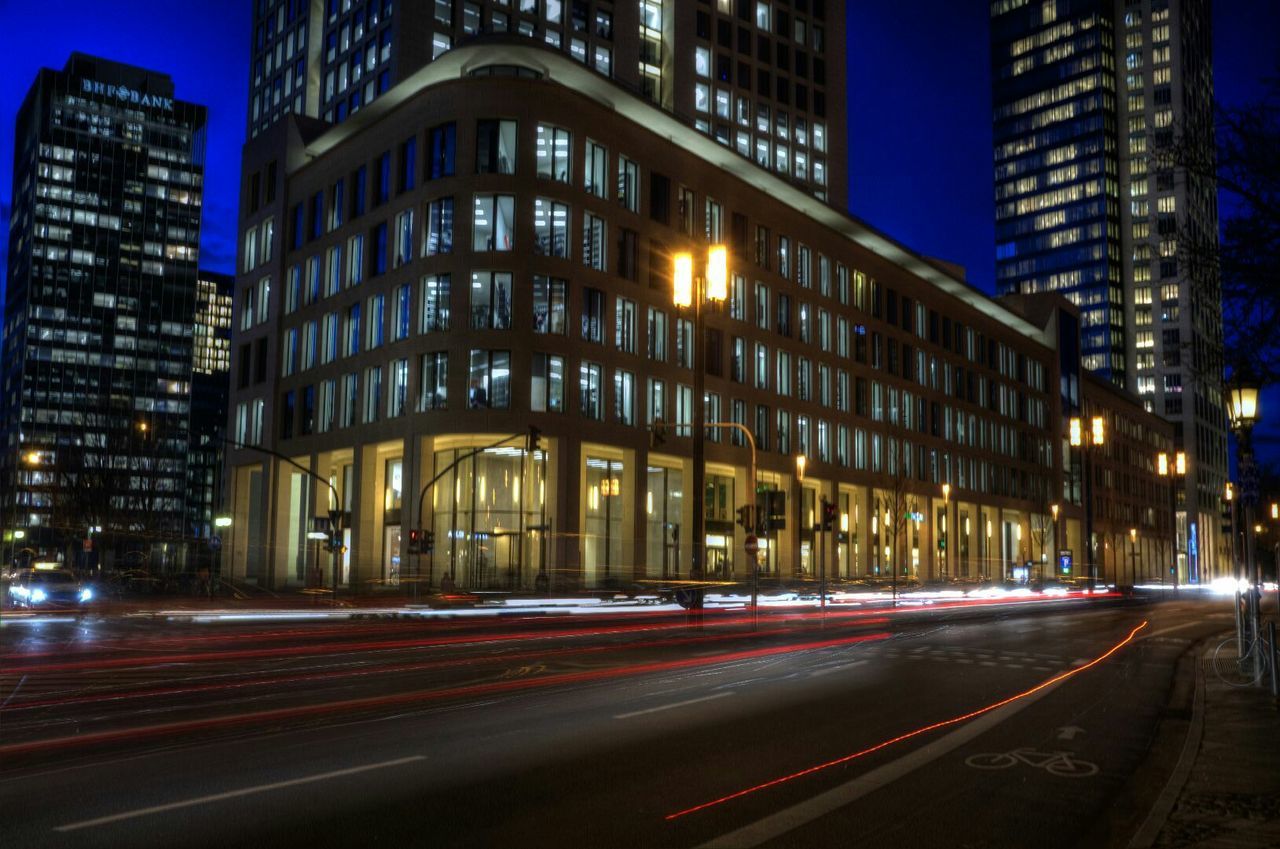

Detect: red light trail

[0,632,891,758]
[664,619,1148,821]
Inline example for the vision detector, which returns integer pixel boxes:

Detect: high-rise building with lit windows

[189,271,235,542]
[991,0,1227,584]
[1,54,207,567]
[247,0,844,205]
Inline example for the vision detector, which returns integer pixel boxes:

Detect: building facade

[188,270,235,554]
[247,0,844,205]
[1,54,207,569]
[224,41,1176,594]
[990,0,1227,583]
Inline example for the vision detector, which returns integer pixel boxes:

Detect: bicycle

[965,747,1098,777]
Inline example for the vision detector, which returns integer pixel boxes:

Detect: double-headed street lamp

[1069,414,1106,589]
[672,245,728,585]
[1157,450,1187,589]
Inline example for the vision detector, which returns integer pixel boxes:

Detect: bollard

[1236,590,1245,657]
[1270,620,1278,698]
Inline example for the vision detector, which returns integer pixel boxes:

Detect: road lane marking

[614,691,733,719]
[52,756,426,832]
[809,660,868,678]
[681,621,1150,843]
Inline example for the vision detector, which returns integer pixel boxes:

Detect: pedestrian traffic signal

[820,497,836,531]
[407,529,423,554]
[735,504,754,532]
[424,530,435,554]
[528,425,542,454]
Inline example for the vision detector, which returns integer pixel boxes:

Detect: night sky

[0,0,1277,457]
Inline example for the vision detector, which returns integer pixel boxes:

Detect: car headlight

[31,588,48,603]
[79,587,94,602]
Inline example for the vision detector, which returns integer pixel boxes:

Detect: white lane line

[809,660,868,678]
[53,756,426,832]
[614,691,732,719]
[699,674,1073,848]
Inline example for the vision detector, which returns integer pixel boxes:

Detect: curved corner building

[225,38,1178,594]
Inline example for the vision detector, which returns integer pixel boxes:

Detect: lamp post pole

[673,247,727,606]
[941,483,950,581]
[1070,416,1105,591]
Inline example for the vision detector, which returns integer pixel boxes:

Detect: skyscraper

[189,270,235,544]
[990,0,1227,583]
[246,0,844,205]
[2,54,207,567]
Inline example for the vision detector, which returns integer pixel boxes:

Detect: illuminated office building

[247,0,844,204]
[189,271,235,542]
[990,0,1226,583]
[1,54,207,565]
[223,40,1178,594]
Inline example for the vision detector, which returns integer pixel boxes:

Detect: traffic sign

[744,534,759,558]
[82,538,93,552]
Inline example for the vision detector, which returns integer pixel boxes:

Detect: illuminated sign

[81,78,174,111]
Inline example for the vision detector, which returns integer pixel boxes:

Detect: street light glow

[1091,415,1105,446]
[1069,417,1082,447]
[705,244,728,301]
[672,252,693,308]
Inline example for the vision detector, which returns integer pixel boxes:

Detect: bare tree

[880,437,919,603]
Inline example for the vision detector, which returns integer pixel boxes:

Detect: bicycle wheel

[1045,756,1098,778]
[965,752,1018,770]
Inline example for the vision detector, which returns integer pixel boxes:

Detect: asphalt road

[0,593,1236,848]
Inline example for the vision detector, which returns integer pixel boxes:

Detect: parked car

[7,569,95,608]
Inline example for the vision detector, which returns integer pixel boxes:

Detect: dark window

[376,151,391,205]
[649,172,670,224]
[373,222,388,276]
[290,202,304,250]
[254,337,268,384]
[777,294,791,337]
[310,191,324,240]
[617,228,639,281]
[351,165,367,218]
[738,26,752,54]
[731,212,748,254]
[886,289,898,325]
[398,136,416,193]
[248,171,261,214]
[429,123,456,178]
[717,19,732,48]
[264,161,277,203]
[281,391,295,439]
[237,343,251,389]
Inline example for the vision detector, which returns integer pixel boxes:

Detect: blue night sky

[1,0,1277,455]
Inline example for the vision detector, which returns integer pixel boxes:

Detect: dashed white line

[809,660,869,678]
[613,691,733,719]
[53,756,426,832]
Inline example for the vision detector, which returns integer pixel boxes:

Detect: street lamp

[1228,374,1262,586]
[672,245,728,588]
[1225,481,1239,585]
[1129,528,1139,590]
[1070,414,1106,589]
[940,483,950,580]
[1050,503,1060,581]
[794,452,807,581]
[1157,450,1187,590]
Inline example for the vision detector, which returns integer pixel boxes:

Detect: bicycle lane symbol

[965,748,1099,778]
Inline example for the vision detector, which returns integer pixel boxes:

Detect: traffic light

[528,425,542,455]
[820,497,836,531]
[424,530,436,554]
[735,504,754,532]
[407,529,422,555]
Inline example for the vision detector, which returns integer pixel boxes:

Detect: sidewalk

[1145,633,1280,849]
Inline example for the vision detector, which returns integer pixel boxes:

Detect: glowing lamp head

[1272,503,1279,520]
[1175,451,1186,475]
[794,453,807,482]
[705,245,728,302]
[1129,527,1137,543]
[672,252,694,308]
[1228,382,1260,429]
[942,483,951,501]
[1225,482,1234,502]
[1069,417,1082,447]
[24,450,43,465]
[1051,503,1059,520]
[1157,453,1169,476]
[1090,416,1105,447]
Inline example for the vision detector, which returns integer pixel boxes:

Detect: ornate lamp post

[672,245,728,590]
[1050,503,1060,582]
[1157,450,1187,589]
[1228,377,1261,586]
[794,452,807,580]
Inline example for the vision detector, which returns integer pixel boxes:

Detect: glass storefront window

[584,456,625,586]
[645,466,683,579]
